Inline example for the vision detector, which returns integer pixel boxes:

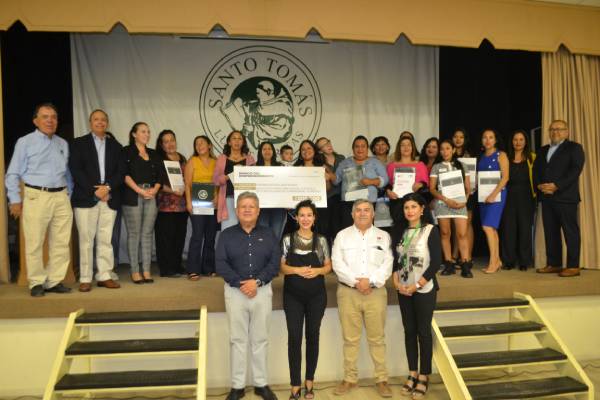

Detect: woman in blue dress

[477,129,509,274]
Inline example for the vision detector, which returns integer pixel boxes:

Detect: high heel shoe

[304,382,314,399]
[130,273,144,284]
[483,263,502,274]
[412,377,429,399]
[401,375,418,396]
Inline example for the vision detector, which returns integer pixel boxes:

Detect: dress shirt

[547,139,565,162]
[216,224,281,288]
[335,156,388,202]
[332,224,393,288]
[92,132,107,183]
[5,129,72,204]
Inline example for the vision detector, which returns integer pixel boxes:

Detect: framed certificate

[342,166,368,202]
[439,169,466,200]
[393,166,416,198]
[478,171,501,203]
[163,160,185,193]
[191,183,215,215]
[233,166,327,208]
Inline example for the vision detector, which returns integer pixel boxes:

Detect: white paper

[163,160,184,193]
[393,167,416,198]
[233,166,327,208]
[439,169,466,200]
[345,188,369,202]
[374,197,393,228]
[478,170,501,203]
[458,157,476,192]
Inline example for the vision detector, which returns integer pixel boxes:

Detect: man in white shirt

[331,199,393,397]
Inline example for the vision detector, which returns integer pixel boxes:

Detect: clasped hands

[136,185,158,200]
[394,280,417,297]
[240,279,258,298]
[94,184,111,202]
[538,182,558,195]
[353,277,373,295]
[296,266,320,279]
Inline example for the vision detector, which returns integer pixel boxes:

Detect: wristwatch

[256,279,264,287]
[415,282,422,290]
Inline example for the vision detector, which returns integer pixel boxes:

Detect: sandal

[188,273,200,281]
[289,388,301,400]
[401,375,418,396]
[304,382,314,399]
[412,377,429,399]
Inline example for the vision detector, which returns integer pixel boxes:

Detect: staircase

[433,292,594,399]
[43,307,208,400]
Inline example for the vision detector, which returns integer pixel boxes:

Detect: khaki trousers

[22,186,73,289]
[336,284,388,383]
[74,201,117,283]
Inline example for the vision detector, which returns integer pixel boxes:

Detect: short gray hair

[352,199,373,213]
[236,191,260,207]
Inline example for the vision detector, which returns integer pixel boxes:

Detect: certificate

[191,183,215,215]
[393,166,415,198]
[458,157,476,192]
[342,166,368,202]
[478,171,501,203]
[163,160,184,193]
[439,169,466,201]
[233,166,327,208]
[374,197,393,228]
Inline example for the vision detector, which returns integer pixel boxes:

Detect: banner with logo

[71,28,438,157]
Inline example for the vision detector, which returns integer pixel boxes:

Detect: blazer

[533,140,585,203]
[69,133,124,210]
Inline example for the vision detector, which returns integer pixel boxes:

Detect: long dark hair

[401,192,431,226]
[294,140,324,166]
[418,137,440,164]
[223,130,249,157]
[128,121,148,146]
[256,141,281,166]
[155,129,186,162]
[480,128,504,154]
[507,129,533,163]
[436,139,465,179]
[452,127,470,157]
[294,199,318,232]
[370,136,390,155]
[192,135,216,159]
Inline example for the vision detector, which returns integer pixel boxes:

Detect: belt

[340,282,377,289]
[25,184,66,192]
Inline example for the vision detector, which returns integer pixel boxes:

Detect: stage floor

[2,262,600,319]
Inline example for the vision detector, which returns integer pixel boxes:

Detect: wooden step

[467,376,588,400]
[75,310,200,325]
[55,369,197,391]
[440,321,544,338]
[454,348,567,369]
[66,338,198,356]
[436,298,529,312]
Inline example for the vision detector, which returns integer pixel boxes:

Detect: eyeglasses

[549,128,567,132]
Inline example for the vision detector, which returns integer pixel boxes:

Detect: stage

[2,262,600,319]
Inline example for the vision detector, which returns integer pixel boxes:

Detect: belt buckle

[41,186,49,192]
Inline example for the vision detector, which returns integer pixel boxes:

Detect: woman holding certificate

[316,137,345,242]
[185,135,218,279]
[213,131,255,230]
[121,122,162,284]
[280,200,331,400]
[477,129,509,274]
[392,193,440,399]
[335,135,388,230]
[155,130,188,278]
[500,130,536,271]
[386,136,429,228]
[256,141,286,240]
[429,140,473,278]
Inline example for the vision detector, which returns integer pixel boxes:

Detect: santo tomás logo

[199,46,322,154]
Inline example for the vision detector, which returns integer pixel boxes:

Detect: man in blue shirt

[216,191,280,400]
[5,103,73,297]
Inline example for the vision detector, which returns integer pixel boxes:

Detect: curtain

[538,47,600,269]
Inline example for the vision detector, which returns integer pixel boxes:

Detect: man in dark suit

[70,109,124,291]
[534,119,585,277]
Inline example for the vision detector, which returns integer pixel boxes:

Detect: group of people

[4,102,585,399]
[216,191,438,400]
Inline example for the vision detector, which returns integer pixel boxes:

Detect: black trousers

[283,287,327,386]
[187,213,218,275]
[154,212,188,276]
[500,189,534,267]
[542,200,581,268]
[321,194,342,243]
[398,289,437,375]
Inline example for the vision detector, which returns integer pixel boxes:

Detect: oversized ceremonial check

[233,166,327,208]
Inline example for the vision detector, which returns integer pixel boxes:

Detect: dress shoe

[460,260,474,278]
[559,267,580,277]
[97,279,121,289]
[376,381,393,398]
[254,385,278,400]
[45,283,72,293]
[519,265,529,271]
[30,285,45,297]
[225,388,245,400]
[334,380,357,395]
[143,278,154,284]
[536,266,561,274]
[79,283,92,292]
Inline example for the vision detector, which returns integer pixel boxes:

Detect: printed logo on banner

[199,46,322,154]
